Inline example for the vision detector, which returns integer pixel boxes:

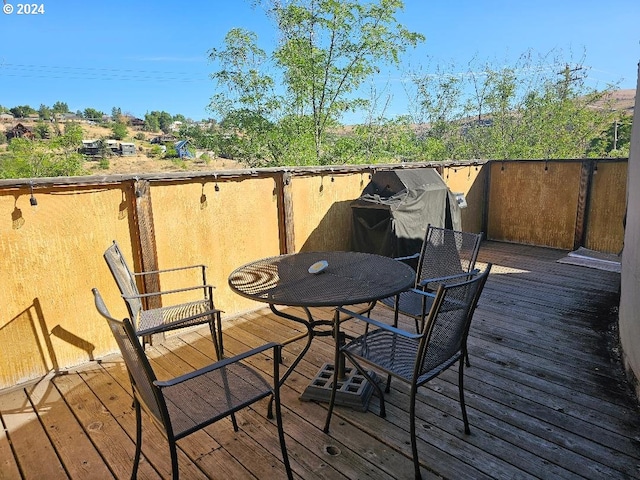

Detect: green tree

[208,0,423,165]
[52,101,69,115]
[9,105,36,118]
[111,106,122,121]
[61,122,84,146]
[0,135,85,179]
[271,0,424,162]
[409,61,468,160]
[144,112,160,132]
[38,104,52,121]
[84,108,104,122]
[209,28,278,120]
[408,50,617,161]
[208,28,282,166]
[144,111,173,133]
[157,111,173,133]
[34,122,51,139]
[111,122,128,141]
[588,111,632,157]
[178,123,217,150]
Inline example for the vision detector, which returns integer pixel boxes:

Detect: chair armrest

[336,305,423,340]
[134,264,207,276]
[154,342,282,388]
[393,252,420,263]
[122,284,214,300]
[134,264,208,287]
[418,269,480,288]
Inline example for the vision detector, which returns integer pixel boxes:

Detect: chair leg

[385,374,392,393]
[273,349,293,480]
[409,386,421,480]
[230,413,239,431]
[169,439,179,480]
[267,393,274,419]
[458,359,470,434]
[209,312,223,361]
[131,400,142,480]
[364,368,386,418]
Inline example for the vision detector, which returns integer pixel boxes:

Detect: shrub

[111,122,128,141]
[148,145,164,158]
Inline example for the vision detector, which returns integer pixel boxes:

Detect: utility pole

[557,64,584,98]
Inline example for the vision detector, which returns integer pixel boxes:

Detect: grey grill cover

[350,169,461,258]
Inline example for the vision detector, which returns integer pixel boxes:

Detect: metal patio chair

[92,288,293,480]
[104,240,223,356]
[324,264,491,480]
[381,225,482,336]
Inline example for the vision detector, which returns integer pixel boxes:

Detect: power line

[0,63,210,83]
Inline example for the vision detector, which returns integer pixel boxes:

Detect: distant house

[6,123,35,140]
[120,142,136,156]
[128,117,145,128]
[81,139,137,157]
[81,139,101,156]
[174,139,193,159]
[104,139,119,154]
[169,121,183,132]
[55,113,81,122]
[0,113,14,123]
[150,134,177,144]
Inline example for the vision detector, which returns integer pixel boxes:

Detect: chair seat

[344,329,461,385]
[163,361,272,439]
[137,299,219,335]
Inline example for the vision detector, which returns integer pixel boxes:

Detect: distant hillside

[593,89,635,114]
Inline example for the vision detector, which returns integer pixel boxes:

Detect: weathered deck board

[0,416,21,479]
[0,387,68,479]
[26,375,115,479]
[1,241,639,479]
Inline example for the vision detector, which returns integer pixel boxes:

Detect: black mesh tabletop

[228,251,415,308]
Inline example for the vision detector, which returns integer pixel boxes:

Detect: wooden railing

[0,158,627,390]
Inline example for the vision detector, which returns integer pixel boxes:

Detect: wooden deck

[1,241,639,479]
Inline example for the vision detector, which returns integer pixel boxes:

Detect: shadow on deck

[1,241,639,479]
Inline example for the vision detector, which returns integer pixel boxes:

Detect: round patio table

[229,251,415,410]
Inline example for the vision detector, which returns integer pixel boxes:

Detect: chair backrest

[417,265,491,379]
[92,288,169,431]
[416,225,482,289]
[103,241,143,320]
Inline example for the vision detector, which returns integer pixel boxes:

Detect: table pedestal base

[300,363,375,412]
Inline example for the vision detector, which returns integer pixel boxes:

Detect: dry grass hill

[0,119,243,175]
[78,123,243,175]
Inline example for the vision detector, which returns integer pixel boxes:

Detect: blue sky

[1,0,638,122]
